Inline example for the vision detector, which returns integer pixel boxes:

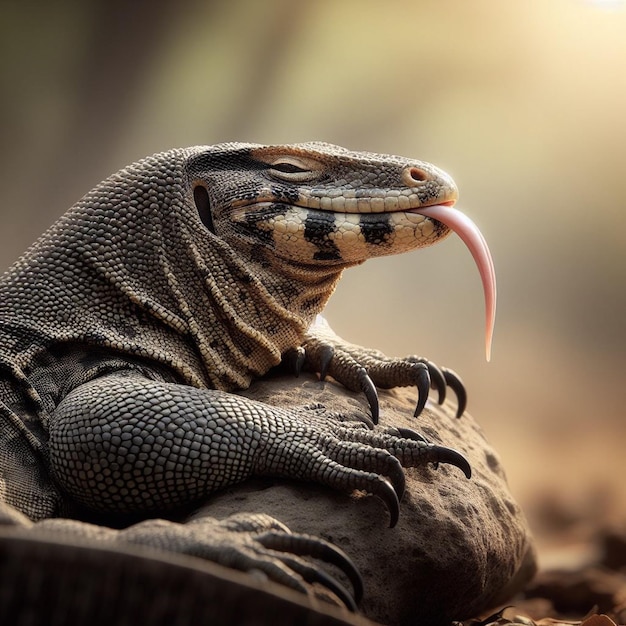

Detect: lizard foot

[32,512,363,610]
[285,316,466,424]
[261,411,471,527]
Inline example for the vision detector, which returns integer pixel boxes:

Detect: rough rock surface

[196,373,537,625]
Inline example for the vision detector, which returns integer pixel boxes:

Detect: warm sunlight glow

[587,0,625,8]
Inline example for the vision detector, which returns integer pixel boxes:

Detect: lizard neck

[163,214,349,389]
[0,151,347,394]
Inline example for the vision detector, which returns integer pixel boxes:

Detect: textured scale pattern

[0,142,474,608]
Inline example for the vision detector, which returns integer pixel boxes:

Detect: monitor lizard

[0,142,496,614]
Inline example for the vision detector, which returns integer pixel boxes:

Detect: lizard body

[0,142,495,610]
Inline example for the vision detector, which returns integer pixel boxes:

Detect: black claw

[408,357,447,405]
[429,445,472,479]
[301,566,359,611]
[256,532,364,605]
[318,345,335,381]
[371,478,400,528]
[426,361,447,405]
[355,413,376,431]
[294,347,306,376]
[385,455,406,500]
[413,363,431,418]
[282,347,306,377]
[357,367,379,425]
[442,368,467,418]
[394,426,430,445]
[295,348,307,377]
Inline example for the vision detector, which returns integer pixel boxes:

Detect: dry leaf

[580,615,618,626]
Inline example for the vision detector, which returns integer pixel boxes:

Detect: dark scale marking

[314,249,342,261]
[273,279,299,303]
[236,203,289,246]
[271,184,300,204]
[117,320,138,340]
[84,331,111,346]
[265,322,281,335]
[432,219,448,238]
[230,266,254,285]
[359,213,393,246]
[303,211,341,261]
[129,302,154,326]
[302,295,322,313]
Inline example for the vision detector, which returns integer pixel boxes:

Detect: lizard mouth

[409,202,497,362]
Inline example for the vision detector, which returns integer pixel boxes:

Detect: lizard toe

[393,427,440,469]
[355,366,379,425]
[322,461,401,528]
[331,429,472,481]
[122,514,363,608]
[316,344,335,382]
[256,531,363,607]
[317,438,406,502]
[406,356,447,405]
[281,445,401,527]
[276,557,358,611]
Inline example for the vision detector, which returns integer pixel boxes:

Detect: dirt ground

[463,424,626,626]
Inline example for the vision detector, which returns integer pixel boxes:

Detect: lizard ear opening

[193,185,215,233]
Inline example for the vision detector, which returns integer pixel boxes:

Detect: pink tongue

[415,204,497,361]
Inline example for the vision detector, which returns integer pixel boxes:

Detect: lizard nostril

[402,166,429,186]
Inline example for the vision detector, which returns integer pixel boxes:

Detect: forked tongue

[415,204,497,361]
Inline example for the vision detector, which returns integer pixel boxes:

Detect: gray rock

[197,374,537,625]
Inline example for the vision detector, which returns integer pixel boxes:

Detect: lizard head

[186,142,495,360]
[187,142,459,266]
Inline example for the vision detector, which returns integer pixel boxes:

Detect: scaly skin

[0,142,494,609]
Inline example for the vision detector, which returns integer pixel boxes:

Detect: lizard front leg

[48,370,470,526]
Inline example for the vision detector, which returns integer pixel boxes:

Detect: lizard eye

[268,157,320,183]
[271,162,307,174]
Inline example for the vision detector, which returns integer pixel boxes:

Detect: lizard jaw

[410,204,497,362]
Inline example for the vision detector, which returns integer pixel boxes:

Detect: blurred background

[1,0,624,565]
